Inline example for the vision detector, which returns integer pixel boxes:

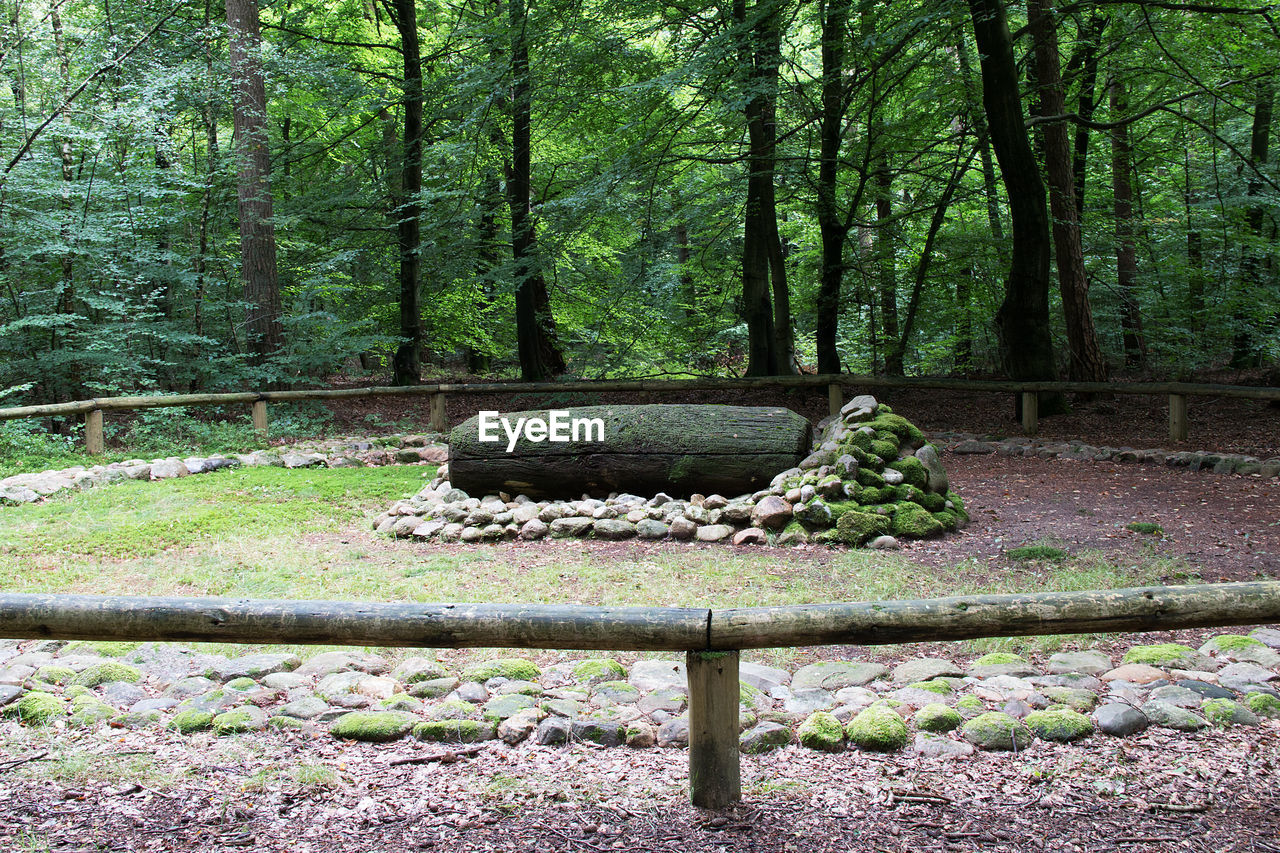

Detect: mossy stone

[888,457,928,489]
[1200,698,1259,727]
[68,695,115,727]
[425,699,478,720]
[572,658,626,684]
[931,510,958,531]
[1024,708,1093,742]
[897,485,926,505]
[592,680,641,704]
[845,705,909,752]
[73,662,142,687]
[891,503,945,538]
[908,679,953,695]
[13,692,63,725]
[330,710,417,742]
[974,652,1025,666]
[914,703,962,733]
[169,710,215,733]
[1039,686,1098,712]
[855,468,886,488]
[835,510,891,545]
[1244,692,1280,718]
[797,711,846,752]
[462,658,541,683]
[1200,634,1265,654]
[870,440,899,460]
[267,715,309,730]
[483,693,537,721]
[920,492,946,512]
[956,695,985,717]
[212,707,266,735]
[412,719,496,743]
[962,712,1034,751]
[1122,644,1197,665]
[225,677,258,691]
[945,492,969,523]
[34,665,77,685]
[380,694,424,712]
[63,685,90,699]
[409,677,460,699]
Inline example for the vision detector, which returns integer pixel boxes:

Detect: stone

[1093,703,1148,737]
[413,719,497,743]
[280,696,331,719]
[1047,650,1112,675]
[591,681,641,706]
[1149,685,1210,709]
[637,688,686,717]
[668,518,697,540]
[1218,662,1278,693]
[750,496,793,530]
[625,722,658,748]
[846,704,909,751]
[100,682,147,708]
[482,694,536,720]
[410,677,460,699]
[571,719,625,747]
[330,710,416,742]
[635,519,669,540]
[867,535,900,549]
[797,711,845,752]
[593,519,636,541]
[915,444,948,493]
[784,688,837,716]
[518,519,549,540]
[1025,708,1093,742]
[1038,686,1099,712]
[212,706,268,734]
[732,527,767,546]
[463,658,540,682]
[740,721,793,753]
[695,524,734,542]
[629,660,686,692]
[1250,627,1280,648]
[297,651,388,678]
[262,672,308,690]
[391,657,447,684]
[914,732,975,759]
[914,703,962,733]
[657,716,690,747]
[793,661,887,691]
[498,709,541,744]
[1174,679,1234,700]
[1201,698,1259,727]
[550,517,593,538]
[892,659,963,684]
[962,712,1033,751]
[1100,664,1167,684]
[210,653,300,683]
[1140,700,1207,731]
[1122,643,1216,672]
[739,662,790,693]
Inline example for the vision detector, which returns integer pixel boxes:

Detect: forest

[0,0,1276,406]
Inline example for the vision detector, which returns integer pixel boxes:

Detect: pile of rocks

[935,432,1280,478]
[2,631,1277,756]
[375,396,967,548]
[0,435,447,505]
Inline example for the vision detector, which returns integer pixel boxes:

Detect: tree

[388,0,424,386]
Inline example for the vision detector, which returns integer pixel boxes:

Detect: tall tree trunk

[507,0,565,380]
[762,11,796,375]
[226,0,284,368]
[1232,80,1273,368]
[1068,13,1105,222]
[1029,0,1107,384]
[390,0,423,385]
[966,0,1064,413]
[51,8,77,395]
[815,0,850,374]
[468,169,501,374]
[955,270,973,373]
[1182,130,1205,330]
[737,0,779,376]
[1109,79,1146,368]
[876,160,903,375]
[192,0,220,389]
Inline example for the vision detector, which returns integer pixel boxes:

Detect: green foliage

[1006,545,1069,562]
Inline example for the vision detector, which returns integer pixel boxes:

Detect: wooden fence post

[827,383,842,417]
[1021,391,1038,435]
[85,410,104,456]
[687,649,740,809]
[1169,394,1188,442]
[430,393,448,433]
[252,400,269,441]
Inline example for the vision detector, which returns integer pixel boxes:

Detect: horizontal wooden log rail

[0,581,1277,808]
[0,375,1276,453]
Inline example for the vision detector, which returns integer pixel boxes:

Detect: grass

[0,465,1176,662]
[1006,543,1070,562]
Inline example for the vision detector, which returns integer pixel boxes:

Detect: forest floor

[2,378,1279,852]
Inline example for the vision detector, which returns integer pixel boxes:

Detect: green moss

[914,703,962,733]
[33,665,77,685]
[931,510,958,531]
[919,492,946,512]
[845,705,909,752]
[855,468,885,488]
[412,719,496,743]
[1006,545,1068,562]
[835,510,891,546]
[380,694,424,712]
[956,695,985,716]
[1121,643,1197,665]
[864,413,925,446]
[847,431,874,453]
[1200,698,1256,727]
[12,692,63,725]
[169,710,215,734]
[962,712,1034,751]
[1244,692,1280,718]
[462,658,541,683]
[212,707,262,735]
[739,682,766,707]
[63,685,89,699]
[888,457,928,489]
[896,485,926,505]
[797,711,845,752]
[908,679,953,695]
[824,500,861,519]
[1024,708,1093,742]
[974,652,1025,666]
[267,716,309,730]
[330,711,417,742]
[890,503,945,539]
[1203,634,1265,652]
[225,677,258,691]
[1126,522,1163,535]
[73,662,142,687]
[1039,687,1098,712]
[945,491,969,523]
[425,699,478,720]
[572,658,626,684]
[870,440,899,460]
[68,696,115,727]
[61,641,142,658]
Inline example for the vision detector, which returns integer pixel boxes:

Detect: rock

[498,709,541,745]
[750,496,793,530]
[797,711,845,752]
[961,712,1033,751]
[739,662,790,693]
[483,694,536,720]
[330,710,416,742]
[1174,679,1234,700]
[593,519,637,540]
[867,535,900,550]
[915,444,949,493]
[793,661,887,691]
[571,658,627,685]
[784,688,837,716]
[668,518,697,540]
[280,696,331,719]
[1140,700,1207,731]
[635,519,669,540]
[1201,698,1259,727]
[101,682,147,708]
[168,709,215,734]
[391,658,447,684]
[212,706,268,734]
[13,692,64,725]
[1100,664,1167,684]
[571,720,625,747]
[637,688,687,717]
[1038,686,1099,712]
[914,703,962,733]
[952,440,995,454]
[731,527,767,546]
[0,685,22,707]
[1218,662,1278,692]
[210,653,300,683]
[625,722,658,748]
[1047,650,1112,675]
[413,719,496,743]
[1149,685,1209,709]
[695,524,734,542]
[739,721,793,753]
[846,705,909,752]
[462,658,540,682]
[1244,692,1280,718]
[550,517,593,538]
[913,732,975,759]
[263,672,308,690]
[150,458,190,479]
[591,681,641,706]
[657,716,689,747]
[630,660,686,692]
[892,659,964,684]
[297,651,388,678]
[410,677,460,699]
[1025,708,1093,742]
[1250,627,1280,648]
[1093,703,1148,737]
[1122,643,1216,672]
[74,662,142,687]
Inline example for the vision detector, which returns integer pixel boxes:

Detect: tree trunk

[1232,80,1273,368]
[875,161,903,375]
[1068,13,1105,222]
[226,0,284,367]
[507,0,566,381]
[51,8,77,395]
[468,169,502,374]
[815,0,850,375]
[966,0,1064,413]
[390,0,424,385]
[448,404,812,499]
[1183,131,1205,330]
[1109,79,1147,369]
[1029,0,1107,384]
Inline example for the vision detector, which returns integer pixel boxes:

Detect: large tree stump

[448,404,811,499]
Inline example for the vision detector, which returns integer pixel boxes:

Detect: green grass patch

[1126,522,1163,535]
[1006,544,1069,562]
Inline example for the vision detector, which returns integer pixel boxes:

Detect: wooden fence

[1,376,1278,454]
[2,581,1277,807]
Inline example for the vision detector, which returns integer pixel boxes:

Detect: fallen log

[447,404,812,499]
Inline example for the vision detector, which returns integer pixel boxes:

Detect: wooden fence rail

[1,375,1277,454]
[1,581,1277,807]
